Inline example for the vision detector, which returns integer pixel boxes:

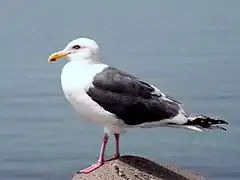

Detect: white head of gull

[49,37,100,63]
[48,37,228,174]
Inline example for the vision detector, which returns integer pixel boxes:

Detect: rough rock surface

[72,155,205,180]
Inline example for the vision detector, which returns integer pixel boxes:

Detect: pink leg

[80,133,108,174]
[106,134,120,161]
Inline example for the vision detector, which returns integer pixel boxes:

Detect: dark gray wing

[86,66,180,125]
[91,67,156,98]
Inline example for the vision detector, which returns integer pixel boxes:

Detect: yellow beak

[48,51,70,62]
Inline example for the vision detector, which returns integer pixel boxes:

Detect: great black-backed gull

[48,37,228,174]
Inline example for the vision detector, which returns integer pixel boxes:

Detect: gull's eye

[72,45,81,50]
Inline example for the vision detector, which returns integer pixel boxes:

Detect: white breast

[60,61,121,127]
[61,61,106,93]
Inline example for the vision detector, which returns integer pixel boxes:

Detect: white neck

[88,52,101,64]
[61,58,107,93]
[69,51,101,64]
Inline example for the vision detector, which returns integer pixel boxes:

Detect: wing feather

[86,66,181,125]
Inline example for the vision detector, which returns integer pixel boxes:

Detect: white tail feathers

[183,125,203,132]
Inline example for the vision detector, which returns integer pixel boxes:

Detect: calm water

[0,1,239,180]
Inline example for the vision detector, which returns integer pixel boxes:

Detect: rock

[72,155,205,180]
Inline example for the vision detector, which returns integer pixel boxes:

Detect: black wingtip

[212,119,228,131]
[186,115,228,131]
[217,119,228,125]
[203,115,228,125]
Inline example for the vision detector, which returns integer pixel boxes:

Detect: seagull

[48,37,228,174]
